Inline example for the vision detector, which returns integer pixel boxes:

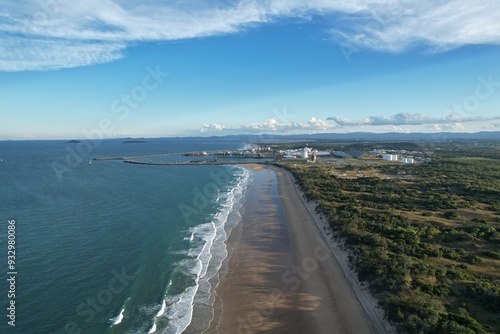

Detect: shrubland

[279,143,500,333]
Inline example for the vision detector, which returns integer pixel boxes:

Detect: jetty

[93,149,276,166]
[122,160,252,166]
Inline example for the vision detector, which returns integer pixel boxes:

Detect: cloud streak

[330,0,500,52]
[197,113,499,135]
[2,0,500,71]
[327,113,500,126]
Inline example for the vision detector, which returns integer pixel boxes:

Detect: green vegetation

[279,142,500,333]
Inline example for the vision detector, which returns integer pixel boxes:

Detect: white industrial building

[383,154,398,161]
[401,157,415,164]
[282,147,312,159]
[315,151,331,156]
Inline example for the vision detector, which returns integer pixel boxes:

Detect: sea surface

[0,138,254,333]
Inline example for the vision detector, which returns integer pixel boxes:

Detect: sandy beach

[205,164,392,334]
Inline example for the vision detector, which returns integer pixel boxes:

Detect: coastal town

[94,142,434,167]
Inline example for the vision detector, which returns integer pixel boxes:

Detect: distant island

[123,140,146,144]
[65,140,81,144]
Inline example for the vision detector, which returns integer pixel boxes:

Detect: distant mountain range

[56,131,499,144]
[188,131,500,142]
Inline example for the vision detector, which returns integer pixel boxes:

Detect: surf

[163,167,251,333]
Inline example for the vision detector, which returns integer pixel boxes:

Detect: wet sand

[206,164,379,333]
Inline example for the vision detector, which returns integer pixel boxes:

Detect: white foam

[112,308,124,325]
[156,299,166,317]
[110,297,129,326]
[164,167,252,333]
[170,249,189,255]
[148,322,157,333]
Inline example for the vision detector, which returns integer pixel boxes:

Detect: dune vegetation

[279,142,500,333]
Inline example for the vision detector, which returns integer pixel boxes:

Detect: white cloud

[197,117,336,135]
[200,123,228,133]
[0,36,126,71]
[330,0,500,52]
[443,122,465,131]
[16,134,37,139]
[2,0,500,71]
[198,112,500,135]
[429,122,465,132]
[483,123,500,129]
[328,113,500,126]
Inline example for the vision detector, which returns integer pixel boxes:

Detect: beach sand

[206,164,388,334]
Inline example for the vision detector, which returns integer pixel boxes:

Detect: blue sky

[1,1,500,139]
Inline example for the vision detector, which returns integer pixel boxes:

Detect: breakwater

[93,150,275,166]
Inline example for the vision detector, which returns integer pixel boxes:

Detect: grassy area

[278,147,500,333]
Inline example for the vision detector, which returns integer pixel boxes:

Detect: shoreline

[270,165,395,334]
[206,164,302,333]
[206,164,393,333]
[181,166,252,334]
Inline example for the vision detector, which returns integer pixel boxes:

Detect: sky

[1,0,500,139]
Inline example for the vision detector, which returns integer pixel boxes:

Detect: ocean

[0,138,254,333]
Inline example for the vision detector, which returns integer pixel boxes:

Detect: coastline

[270,165,396,334]
[206,164,393,334]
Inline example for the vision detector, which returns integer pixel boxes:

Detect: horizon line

[2,130,499,142]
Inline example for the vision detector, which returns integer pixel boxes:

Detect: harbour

[93,149,277,166]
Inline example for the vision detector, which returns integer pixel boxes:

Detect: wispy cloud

[198,117,335,135]
[0,35,126,71]
[482,123,500,129]
[428,122,465,132]
[327,113,500,126]
[329,0,500,52]
[2,0,500,71]
[15,134,37,139]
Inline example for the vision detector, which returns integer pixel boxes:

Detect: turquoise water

[0,139,252,333]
